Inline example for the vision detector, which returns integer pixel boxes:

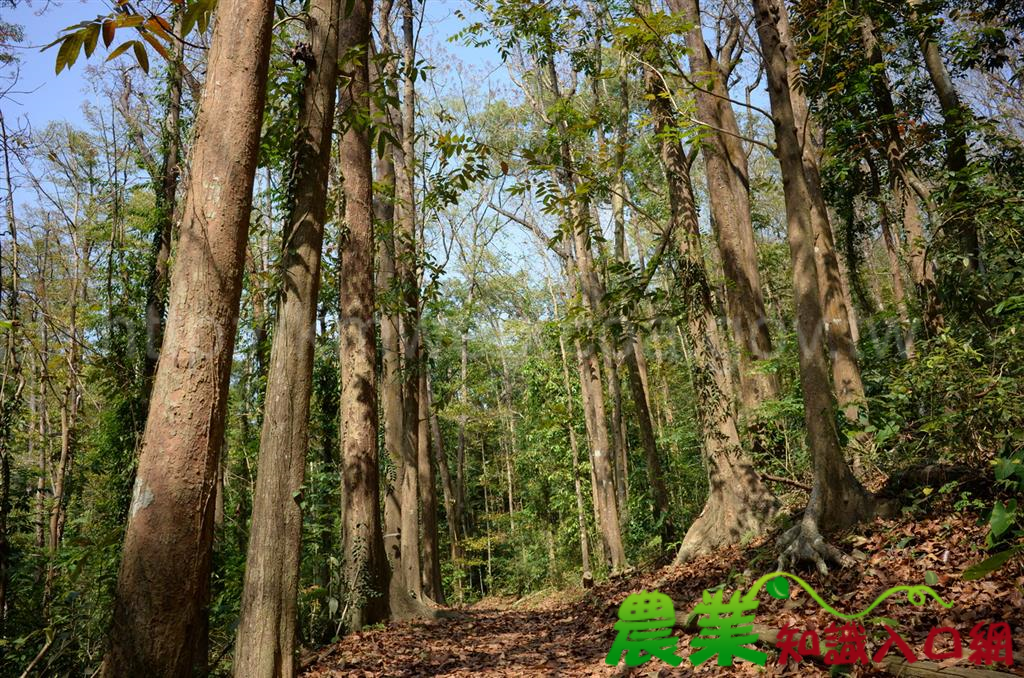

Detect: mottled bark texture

[541,59,626,572]
[751,0,874,572]
[391,0,425,607]
[636,34,777,564]
[774,1,866,423]
[102,1,276,675]
[143,10,185,385]
[668,0,780,411]
[855,4,942,333]
[233,0,342,675]
[908,0,978,272]
[417,346,444,602]
[338,0,391,631]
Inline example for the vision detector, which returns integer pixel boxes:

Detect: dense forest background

[0,0,1022,675]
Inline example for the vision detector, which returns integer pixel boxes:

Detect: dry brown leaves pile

[302,509,1024,677]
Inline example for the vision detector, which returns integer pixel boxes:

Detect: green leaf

[83,23,100,57]
[994,457,1018,481]
[105,40,135,64]
[924,570,938,586]
[766,577,789,600]
[182,2,201,36]
[55,33,82,74]
[116,14,145,29]
[963,548,1019,580]
[133,40,149,73]
[198,0,217,34]
[990,501,1013,538]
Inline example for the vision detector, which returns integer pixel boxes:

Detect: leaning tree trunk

[907,0,978,271]
[338,0,391,631]
[102,1,276,675]
[855,4,942,333]
[623,338,674,543]
[233,0,341,675]
[143,9,185,386]
[751,0,874,573]
[636,32,777,563]
[668,0,781,411]
[775,1,866,423]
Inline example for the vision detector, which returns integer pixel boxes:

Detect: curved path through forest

[302,508,1024,677]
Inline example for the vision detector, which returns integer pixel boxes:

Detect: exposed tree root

[776,515,855,574]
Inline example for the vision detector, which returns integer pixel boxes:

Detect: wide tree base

[390,585,441,621]
[674,484,777,565]
[776,515,856,574]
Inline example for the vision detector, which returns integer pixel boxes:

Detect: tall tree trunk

[576,330,624,570]
[102,1,276,674]
[493,331,517,535]
[565,366,593,583]
[374,136,405,593]
[338,0,391,631]
[878,198,916,359]
[907,0,978,271]
[233,0,341,674]
[542,60,626,572]
[751,0,874,572]
[668,0,780,411]
[636,30,777,563]
[855,5,942,333]
[586,14,629,524]
[632,335,655,420]
[418,350,443,603]
[622,338,674,543]
[602,347,628,527]
[47,261,81,601]
[774,1,867,423]
[49,383,76,555]
[574,340,605,539]
[651,334,675,432]
[143,10,185,385]
[548,279,593,583]
[0,110,24,629]
[387,0,423,604]
[457,322,469,543]
[33,241,51,564]
[426,372,463,603]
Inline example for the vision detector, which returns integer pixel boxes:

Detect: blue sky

[0,0,500,133]
[0,0,752,275]
[3,1,98,130]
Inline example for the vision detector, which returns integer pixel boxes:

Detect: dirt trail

[302,510,1024,677]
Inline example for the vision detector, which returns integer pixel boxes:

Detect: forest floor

[302,501,1024,677]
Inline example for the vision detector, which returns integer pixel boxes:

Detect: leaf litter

[303,506,1024,677]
